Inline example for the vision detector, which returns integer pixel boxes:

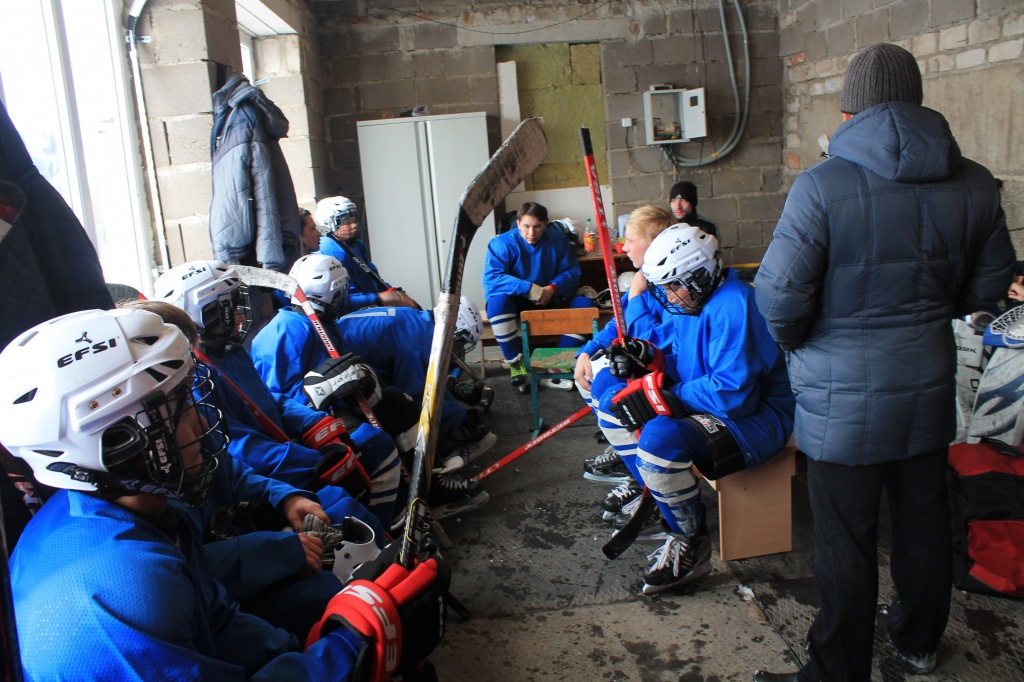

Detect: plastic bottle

[583,218,597,253]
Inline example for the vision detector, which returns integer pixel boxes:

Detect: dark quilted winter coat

[754,102,1013,465]
[209,75,300,272]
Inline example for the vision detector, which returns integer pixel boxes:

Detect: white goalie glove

[303,352,381,411]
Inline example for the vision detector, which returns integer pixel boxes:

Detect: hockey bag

[947,440,1024,598]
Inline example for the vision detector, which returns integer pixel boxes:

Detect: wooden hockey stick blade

[473,406,590,481]
[602,491,656,559]
[400,118,548,568]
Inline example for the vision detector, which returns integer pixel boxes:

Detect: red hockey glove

[601,336,664,379]
[306,556,451,682]
[611,372,684,431]
[313,442,372,501]
[302,415,352,450]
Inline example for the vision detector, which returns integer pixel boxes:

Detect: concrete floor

[430,363,1024,682]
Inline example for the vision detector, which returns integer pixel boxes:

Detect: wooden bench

[476,309,613,373]
[696,444,797,561]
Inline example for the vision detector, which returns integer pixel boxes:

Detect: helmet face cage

[648,266,719,315]
[643,224,722,316]
[199,283,252,345]
[315,197,359,238]
[154,261,252,345]
[117,362,227,506]
[451,297,482,360]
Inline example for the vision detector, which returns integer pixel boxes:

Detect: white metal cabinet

[356,112,493,309]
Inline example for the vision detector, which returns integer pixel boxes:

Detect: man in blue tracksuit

[592,225,794,595]
[313,195,419,311]
[483,201,593,389]
[152,260,401,535]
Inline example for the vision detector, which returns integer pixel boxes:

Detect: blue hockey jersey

[316,235,386,311]
[483,226,581,300]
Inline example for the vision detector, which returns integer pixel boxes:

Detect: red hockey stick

[473,407,590,481]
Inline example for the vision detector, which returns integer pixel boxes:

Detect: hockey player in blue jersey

[483,201,593,390]
[0,307,449,681]
[593,225,795,594]
[152,260,401,535]
[314,195,420,311]
[249,254,490,519]
[572,206,676,513]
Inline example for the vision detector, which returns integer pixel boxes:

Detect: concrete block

[151,7,207,65]
[738,193,786,221]
[319,27,351,59]
[652,36,696,65]
[351,25,400,54]
[414,51,445,79]
[889,0,929,39]
[641,10,667,37]
[142,62,214,118]
[471,75,499,103]
[666,8,695,34]
[700,196,738,223]
[956,48,987,69]
[732,141,783,167]
[817,0,841,28]
[763,168,784,194]
[324,86,359,116]
[254,36,283,76]
[841,0,872,20]
[716,222,740,248]
[605,122,628,150]
[635,64,687,90]
[786,133,801,149]
[443,46,494,77]
[611,174,662,203]
[926,53,957,72]
[259,74,306,108]
[284,35,304,75]
[604,66,638,95]
[779,25,804,56]
[361,79,415,112]
[203,9,242,71]
[746,3,778,32]
[750,32,781,59]
[757,84,783,113]
[855,10,890,48]
[605,94,642,122]
[913,32,940,55]
[327,140,359,173]
[326,114,359,145]
[602,40,653,68]
[712,169,764,196]
[416,76,473,106]
[164,115,212,166]
[278,136,313,170]
[1006,13,1024,37]
[746,112,782,139]
[798,4,817,34]
[290,168,317,207]
[607,149,633,179]
[969,16,1003,45]
[940,24,969,50]
[804,30,827,62]
[157,165,213,221]
[283,106,309,138]
[726,244,769,264]
[382,52,414,81]
[738,222,766,247]
[751,58,783,86]
[825,22,855,57]
[989,38,1024,62]
[408,22,457,50]
[931,0,976,28]
[980,0,1024,11]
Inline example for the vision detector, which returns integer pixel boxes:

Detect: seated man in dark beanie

[668,181,717,237]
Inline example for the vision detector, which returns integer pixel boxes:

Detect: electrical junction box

[642,86,707,145]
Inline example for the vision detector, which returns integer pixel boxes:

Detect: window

[0,0,153,294]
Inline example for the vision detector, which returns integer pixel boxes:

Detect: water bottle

[583,218,597,253]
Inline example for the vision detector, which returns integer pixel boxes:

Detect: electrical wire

[362,0,614,35]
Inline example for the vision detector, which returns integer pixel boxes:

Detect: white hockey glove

[303,353,380,411]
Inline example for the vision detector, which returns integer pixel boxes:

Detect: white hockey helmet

[453,296,483,359]
[0,308,227,505]
[289,254,350,318]
[642,223,722,315]
[315,196,359,236]
[152,260,251,345]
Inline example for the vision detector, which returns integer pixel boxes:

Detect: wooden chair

[520,307,600,436]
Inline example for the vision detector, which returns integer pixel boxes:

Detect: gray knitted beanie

[840,43,923,114]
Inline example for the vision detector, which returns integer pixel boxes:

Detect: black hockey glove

[305,554,451,682]
[611,372,685,431]
[594,337,664,379]
[303,353,380,411]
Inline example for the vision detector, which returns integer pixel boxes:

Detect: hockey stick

[581,127,656,558]
[335,238,421,309]
[399,118,548,568]
[234,266,382,430]
[473,406,590,481]
[602,492,657,559]
[580,127,625,338]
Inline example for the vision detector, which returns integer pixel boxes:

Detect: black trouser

[800,448,952,682]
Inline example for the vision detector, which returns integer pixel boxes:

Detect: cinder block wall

[311,0,786,265]
[779,0,1024,252]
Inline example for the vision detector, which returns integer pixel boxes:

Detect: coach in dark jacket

[752,44,1014,682]
[209,74,301,273]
